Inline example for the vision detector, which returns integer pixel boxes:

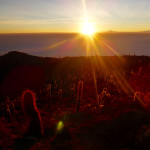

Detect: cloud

[0,18,75,25]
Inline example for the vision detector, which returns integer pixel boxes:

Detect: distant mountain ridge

[140,30,150,33]
[103,30,150,33]
[106,30,117,33]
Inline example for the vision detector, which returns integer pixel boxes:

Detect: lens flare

[56,121,64,132]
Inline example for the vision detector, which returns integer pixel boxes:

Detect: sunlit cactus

[101,90,107,104]
[102,90,107,97]
[21,89,43,137]
[103,88,107,93]
[97,94,102,106]
[133,91,147,109]
[75,81,83,112]
[104,86,111,104]
[134,91,140,101]
[107,93,110,97]
[58,89,62,109]
[101,88,111,104]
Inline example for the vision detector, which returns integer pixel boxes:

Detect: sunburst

[82,22,95,36]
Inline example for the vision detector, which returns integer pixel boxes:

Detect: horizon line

[0,31,150,34]
[1,50,149,58]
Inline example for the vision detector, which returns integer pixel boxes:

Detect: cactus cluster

[97,88,111,107]
[2,96,15,123]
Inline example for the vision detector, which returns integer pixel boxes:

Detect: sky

[0,0,150,33]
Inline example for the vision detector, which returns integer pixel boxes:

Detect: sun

[82,22,95,36]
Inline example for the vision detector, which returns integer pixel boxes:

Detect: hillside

[0,51,150,149]
[0,51,149,99]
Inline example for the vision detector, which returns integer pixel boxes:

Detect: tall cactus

[70,83,75,99]
[6,105,12,123]
[101,90,107,104]
[47,84,52,112]
[21,89,43,137]
[75,81,83,112]
[97,94,102,106]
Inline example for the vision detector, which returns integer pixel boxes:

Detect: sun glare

[82,22,95,36]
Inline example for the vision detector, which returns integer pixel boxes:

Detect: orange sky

[0,0,150,33]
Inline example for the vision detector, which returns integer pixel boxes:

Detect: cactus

[47,84,52,112]
[5,96,10,106]
[134,91,140,101]
[103,88,107,93]
[9,101,15,119]
[101,89,111,105]
[75,81,83,112]
[97,94,102,106]
[101,90,107,104]
[77,81,83,102]
[6,105,12,123]
[21,89,43,137]
[70,83,75,98]
[133,91,146,108]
